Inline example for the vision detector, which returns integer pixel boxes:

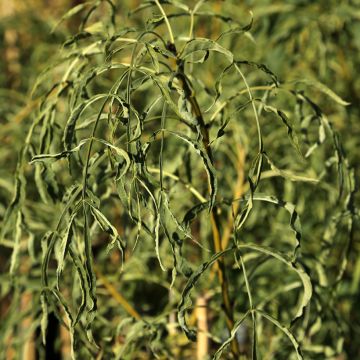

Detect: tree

[0,1,356,359]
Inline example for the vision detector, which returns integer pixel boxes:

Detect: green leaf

[93,138,131,180]
[52,2,92,32]
[9,212,22,277]
[263,153,319,184]
[263,105,302,156]
[235,60,279,86]
[295,79,351,106]
[136,177,165,271]
[180,38,234,64]
[89,203,126,262]
[178,247,235,340]
[41,231,56,287]
[165,130,217,210]
[251,193,302,257]
[237,243,312,324]
[213,311,250,360]
[63,94,108,151]
[55,207,80,288]
[216,10,253,40]
[68,245,88,326]
[257,310,303,359]
[82,203,97,321]
[30,138,90,163]
[0,155,26,244]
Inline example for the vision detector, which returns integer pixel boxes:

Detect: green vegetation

[0,1,359,359]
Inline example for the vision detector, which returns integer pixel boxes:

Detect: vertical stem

[21,291,36,360]
[192,93,240,357]
[173,62,240,357]
[60,320,72,360]
[60,288,71,360]
[210,210,240,357]
[196,296,209,360]
[168,290,177,336]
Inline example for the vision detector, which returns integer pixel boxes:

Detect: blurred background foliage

[0,0,359,359]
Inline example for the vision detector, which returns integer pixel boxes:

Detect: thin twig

[94,266,141,320]
[148,167,207,203]
[154,0,175,44]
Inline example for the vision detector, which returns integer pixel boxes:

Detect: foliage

[0,1,358,359]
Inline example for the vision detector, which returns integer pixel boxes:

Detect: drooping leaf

[9,212,22,277]
[213,311,250,360]
[237,243,312,324]
[164,130,217,210]
[295,79,351,106]
[178,247,235,340]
